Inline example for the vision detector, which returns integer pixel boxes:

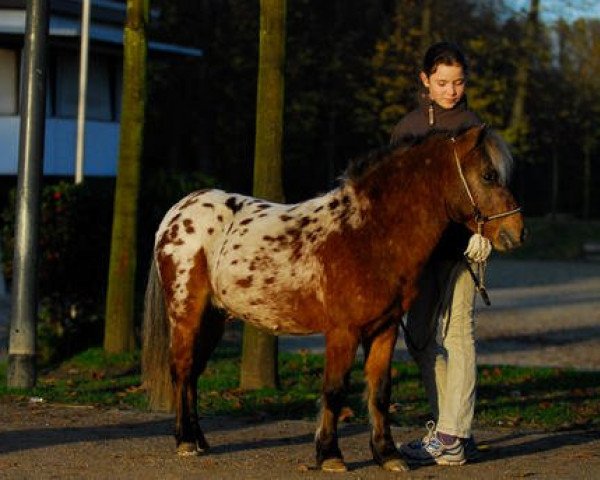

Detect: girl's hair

[422,41,469,77]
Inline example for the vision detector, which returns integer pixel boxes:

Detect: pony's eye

[483,169,499,184]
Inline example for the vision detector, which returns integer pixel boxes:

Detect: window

[87,54,113,120]
[0,48,18,115]
[54,51,118,121]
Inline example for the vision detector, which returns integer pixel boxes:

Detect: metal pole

[7,0,49,388]
[75,0,91,184]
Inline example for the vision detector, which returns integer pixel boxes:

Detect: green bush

[1,181,113,365]
[0,172,217,366]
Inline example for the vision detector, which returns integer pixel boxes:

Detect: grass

[1,346,599,432]
[501,217,600,260]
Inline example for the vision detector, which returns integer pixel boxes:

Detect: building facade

[0,0,201,177]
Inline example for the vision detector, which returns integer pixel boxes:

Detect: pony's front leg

[363,322,408,472]
[316,328,360,472]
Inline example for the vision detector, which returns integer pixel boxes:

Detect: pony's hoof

[321,458,348,473]
[177,442,200,456]
[382,458,409,472]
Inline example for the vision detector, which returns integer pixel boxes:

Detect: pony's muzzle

[497,225,525,251]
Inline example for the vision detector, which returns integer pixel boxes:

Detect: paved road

[2,259,600,369]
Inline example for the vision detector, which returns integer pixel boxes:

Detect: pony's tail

[141,257,174,412]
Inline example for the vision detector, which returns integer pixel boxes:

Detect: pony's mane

[343,125,514,186]
[343,128,455,183]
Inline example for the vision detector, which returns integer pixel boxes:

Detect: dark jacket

[390,93,482,261]
[391,93,481,143]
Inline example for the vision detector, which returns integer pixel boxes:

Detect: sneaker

[397,419,435,450]
[399,421,466,466]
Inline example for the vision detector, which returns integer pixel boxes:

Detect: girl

[391,41,490,466]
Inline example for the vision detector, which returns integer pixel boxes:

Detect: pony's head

[446,125,524,251]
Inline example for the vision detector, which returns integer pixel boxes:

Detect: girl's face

[420,63,466,109]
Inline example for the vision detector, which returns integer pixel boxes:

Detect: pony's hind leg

[162,250,224,456]
[188,306,225,452]
[171,301,224,456]
[316,328,360,472]
[170,306,205,455]
[363,323,408,472]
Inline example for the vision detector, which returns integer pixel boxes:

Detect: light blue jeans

[405,259,477,439]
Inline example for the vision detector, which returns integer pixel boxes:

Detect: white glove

[464,233,492,263]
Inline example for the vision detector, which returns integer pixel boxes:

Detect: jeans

[405,259,477,439]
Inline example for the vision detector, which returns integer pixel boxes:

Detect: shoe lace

[424,420,436,444]
[406,420,439,450]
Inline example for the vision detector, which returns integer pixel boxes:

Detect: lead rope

[464,221,491,306]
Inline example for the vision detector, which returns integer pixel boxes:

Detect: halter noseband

[450,137,521,234]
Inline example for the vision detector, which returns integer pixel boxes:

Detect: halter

[450,137,522,306]
[450,137,522,231]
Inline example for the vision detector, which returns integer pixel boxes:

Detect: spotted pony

[142,125,524,472]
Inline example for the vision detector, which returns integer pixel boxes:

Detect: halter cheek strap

[450,136,522,306]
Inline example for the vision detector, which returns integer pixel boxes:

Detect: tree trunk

[507,0,539,146]
[506,0,539,209]
[240,0,286,390]
[325,0,342,188]
[550,150,559,220]
[103,0,148,353]
[582,139,591,219]
[420,0,432,55]
[326,110,337,187]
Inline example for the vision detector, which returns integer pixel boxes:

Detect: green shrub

[0,171,217,366]
[1,181,113,365]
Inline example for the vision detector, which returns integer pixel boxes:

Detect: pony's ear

[453,124,486,154]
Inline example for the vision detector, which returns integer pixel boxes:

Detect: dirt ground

[1,401,599,480]
[1,259,600,479]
